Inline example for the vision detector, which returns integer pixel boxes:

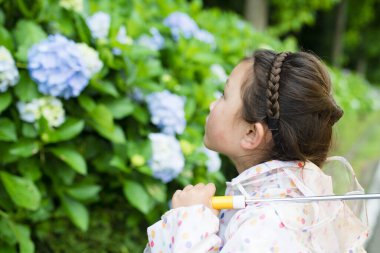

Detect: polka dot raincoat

[144,159,369,253]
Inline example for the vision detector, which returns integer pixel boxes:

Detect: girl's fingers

[205,183,216,195]
[194,183,205,189]
[173,189,182,198]
[183,185,194,192]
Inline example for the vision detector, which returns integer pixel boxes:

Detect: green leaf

[110,155,130,172]
[66,185,101,201]
[78,95,96,112]
[14,72,39,102]
[89,104,114,131]
[0,118,17,142]
[132,105,149,124]
[50,147,87,175]
[144,181,167,203]
[61,196,89,231]
[0,92,12,114]
[17,158,41,181]
[123,180,152,214]
[90,80,119,98]
[104,97,135,119]
[0,218,17,245]
[13,223,34,253]
[91,123,126,144]
[72,12,91,44]
[13,19,47,62]
[54,163,76,186]
[21,123,38,138]
[41,118,85,143]
[88,105,126,143]
[0,172,41,210]
[9,139,39,158]
[0,26,14,52]
[0,244,17,253]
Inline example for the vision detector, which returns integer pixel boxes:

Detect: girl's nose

[210,100,217,111]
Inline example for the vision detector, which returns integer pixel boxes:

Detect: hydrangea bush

[0,0,379,252]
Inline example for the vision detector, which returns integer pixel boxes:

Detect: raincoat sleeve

[144,204,311,253]
[144,204,222,253]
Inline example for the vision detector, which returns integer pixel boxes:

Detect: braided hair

[241,50,343,166]
[266,52,290,152]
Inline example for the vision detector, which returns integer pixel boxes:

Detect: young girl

[144,50,369,252]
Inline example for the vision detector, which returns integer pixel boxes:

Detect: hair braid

[266,52,290,120]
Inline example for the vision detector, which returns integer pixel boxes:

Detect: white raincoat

[144,159,369,252]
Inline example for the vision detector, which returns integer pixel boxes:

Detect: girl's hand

[172,183,219,216]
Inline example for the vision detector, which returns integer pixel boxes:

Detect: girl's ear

[240,122,265,150]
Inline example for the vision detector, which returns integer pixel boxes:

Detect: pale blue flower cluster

[112,25,134,55]
[146,90,186,135]
[194,29,215,45]
[28,34,102,99]
[138,28,165,51]
[17,97,65,127]
[164,12,215,46]
[201,146,221,172]
[148,133,185,183]
[0,46,19,92]
[116,26,133,45]
[86,12,111,40]
[164,12,199,40]
[210,64,228,83]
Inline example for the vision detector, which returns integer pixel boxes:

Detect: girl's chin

[203,138,218,152]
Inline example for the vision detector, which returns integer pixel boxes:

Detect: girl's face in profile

[204,60,253,159]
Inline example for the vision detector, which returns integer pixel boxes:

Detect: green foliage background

[0,0,379,252]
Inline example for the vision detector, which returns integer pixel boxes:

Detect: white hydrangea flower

[201,146,221,172]
[87,12,111,40]
[210,64,228,83]
[149,133,185,183]
[59,0,83,12]
[17,100,41,123]
[76,43,103,76]
[17,97,65,127]
[0,46,19,92]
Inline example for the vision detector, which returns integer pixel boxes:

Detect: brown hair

[241,49,343,166]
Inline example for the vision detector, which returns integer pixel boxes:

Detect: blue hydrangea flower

[28,34,90,99]
[0,46,19,92]
[131,87,145,102]
[201,146,221,172]
[146,90,186,135]
[138,28,165,51]
[148,133,185,183]
[194,29,215,46]
[164,12,199,40]
[86,12,111,40]
[164,12,216,46]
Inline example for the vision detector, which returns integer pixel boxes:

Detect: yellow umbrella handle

[212,193,380,210]
[211,196,246,210]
